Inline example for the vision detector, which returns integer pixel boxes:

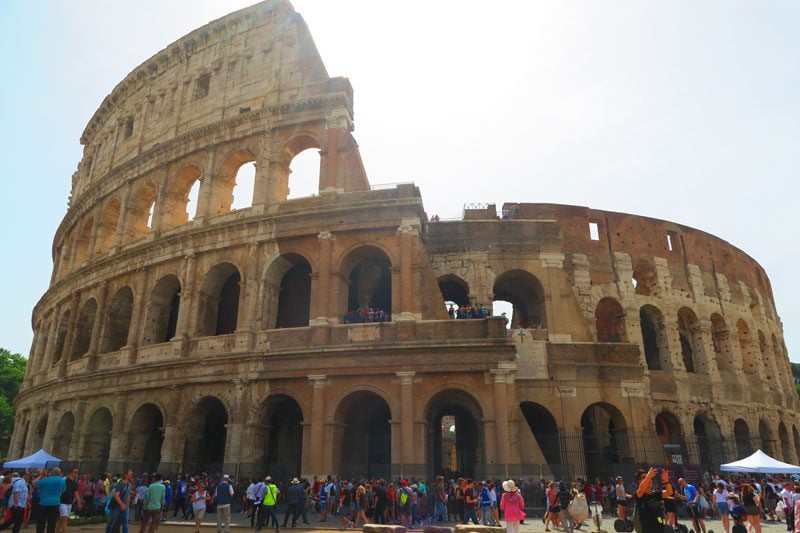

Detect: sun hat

[503,480,516,492]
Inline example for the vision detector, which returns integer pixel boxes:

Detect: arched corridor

[492,270,547,329]
[426,389,483,479]
[183,397,228,473]
[334,391,391,479]
[258,395,304,480]
[581,403,629,479]
[127,404,164,472]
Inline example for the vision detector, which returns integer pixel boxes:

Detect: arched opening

[342,247,392,323]
[734,419,752,458]
[334,391,391,479]
[639,305,668,370]
[142,275,181,345]
[519,402,561,471]
[72,217,94,268]
[51,309,71,366]
[693,414,723,470]
[231,162,256,210]
[94,198,121,256]
[209,150,256,215]
[163,165,202,229]
[711,314,734,376]
[759,419,775,457]
[126,182,158,241]
[197,263,241,337]
[779,423,793,463]
[632,260,658,296]
[100,287,134,353]
[287,147,320,200]
[71,298,97,360]
[677,307,701,373]
[262,254,313,329]
[655,411,686,464]
[255,395,304,480]
[438,274,471,318]
[426,389,483,479]
[581,403,629,479]
[81,407,112,472]
[595,298,627,342]
[31,415,48,452]
[492,269,547,329]
[183,396,228,473]
[127,404,164,473]
[51,413,75,459]
[737,320,757,375]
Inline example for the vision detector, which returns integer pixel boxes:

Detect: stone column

[312,232,334,325]
[68,402,88,460]
[113,182,133,250]
[236,244,260,348]
[86,282,109,371]
[24,328,41,386]
[87,212,103,259]
[395,371,416,477]
[173,254,196,356]
[8,410,28,458]
[194,149,217,221]
[320,110,351,194]
[396,219,420,321]
[124,269,148,363]
[41,405,60,452]
[490,365,515,479]
[59,294,82,376]
[42,305,62,372]
[307,375,328,476]
[107,398,129,464]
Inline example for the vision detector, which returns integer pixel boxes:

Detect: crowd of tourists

[3,467,800,533]
[447,304,490,320]
[342,307,390,324]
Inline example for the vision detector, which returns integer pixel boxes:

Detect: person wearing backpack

[258,477,279,533]
[398,480,413,528]
[0,472,28,533]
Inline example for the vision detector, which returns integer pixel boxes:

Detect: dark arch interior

[216,273,241,335]
[143,275,181,345]
[427,390,482,479]
[520,402,561,466]
[52,310,70,366]
[101,287,134,353]
[32,415,48,451]
[694,415,724,469]
[72,299,97,359]
[347,255,392,316]
[595,298,626,342]
[734,419,752,458]
[677,308,699,373]
[336,391,391,479]
[581,403,628,479]
[632,261,657,296]
[184,397,228,474]
[639,306,662,370]
[262,395,304,479]
[52,413,75,459]
[82,408,112,472]
[439,276,470,308]
[759,420,775,457]
[128,404,164,472]
[492,270,547,329]
[276,262,312,328]
[655,411,685,463]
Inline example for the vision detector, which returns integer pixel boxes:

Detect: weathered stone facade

[11,1,799,481]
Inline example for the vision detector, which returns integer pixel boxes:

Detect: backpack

[400,488,410,505]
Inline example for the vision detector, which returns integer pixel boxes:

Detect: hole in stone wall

[589,221,600,241]
[194,74,210,100]
[186,179,200,220]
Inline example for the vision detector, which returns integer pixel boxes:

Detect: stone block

[423,527,454,533]
[363,525,406,533]
[454,525,504,533]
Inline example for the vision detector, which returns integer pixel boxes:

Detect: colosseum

[10,0,799,483]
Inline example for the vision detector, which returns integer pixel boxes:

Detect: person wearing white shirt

[713,482,731,533]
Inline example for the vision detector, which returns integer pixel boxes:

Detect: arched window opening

[51,413,75,459]
[183,397,227,474]
[100,287,134,353]
[595,298,626,342]
[334,391,391,479]
[82,408,112,472]
[655,411,686,464]
[492,300,514,329]
[127,404,164,473]
[73,217,94,268]
[343,248,392,323]
[639,305,667,370]
[187,180,200,220]
[287,147,320,200]
[693,415,724,471]
[426,389,483,479]
[581,403,629,480]
[492,270,547,329]
[632,260,658,296]
[95,199,121,256]
[142,275,181,345]
[197,263,241,337]
[737,320,757,375]
[52,309,71,367]
[231,162,255,210]
[258,395,304,480]
[72,299,97,360]
[734,419,752,458]
[759,419,775,457]
[276,262,312,329]
[126,183,158,241]
[163,165,202,229]
[520,402,563,476]
[438,275,477,319]
[677,307,702,373]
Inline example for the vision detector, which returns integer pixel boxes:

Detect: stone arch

[71,298,97,360]
[31,414,48,452]
[339,245,393,321]
[438,274,470,311]
[51,412,75,459]
[492,269,547,329]
[125,181,158,241]
[779,422,793,463]
[734,418,752,458]
[632,259,658,296]
[127,403,164,472]
[100,286,134,353]
[94,197,121,256]
[72,216,95,268]
[262,253,313,329]
[255,394,305,480]
[279,133,323,201]
[677,307,702,373]
[425,388,485,479]
[581,402,630,479]
[331,390,391,479]
[595,297,626,342]
[710,314,735,378]
[51,308,71,366]
[183,396,228,473]
[639,304,669,370]
[519,401,561,467]
[162,164,202,229]
[197,262,241,337]
[655,411,686,463]
[759,418,776,458]
[81,407,113,471]
[209,149,256,215]
[737,319,758,375]
[142,274,182,345]
[693,413,724,470]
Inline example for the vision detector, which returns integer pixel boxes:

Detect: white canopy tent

[2,449,62,470]
[720,449,800,474]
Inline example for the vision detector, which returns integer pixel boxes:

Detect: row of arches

[594,297,789,383]
[58,142,323,278]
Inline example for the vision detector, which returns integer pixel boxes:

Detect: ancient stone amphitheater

[10,1,798,482]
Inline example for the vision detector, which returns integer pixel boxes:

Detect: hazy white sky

[1,1,798,361]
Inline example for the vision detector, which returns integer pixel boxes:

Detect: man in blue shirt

[35,468,67,533]
[106,471,134,533]
[0,472,28,533]
[678,478,707,533]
